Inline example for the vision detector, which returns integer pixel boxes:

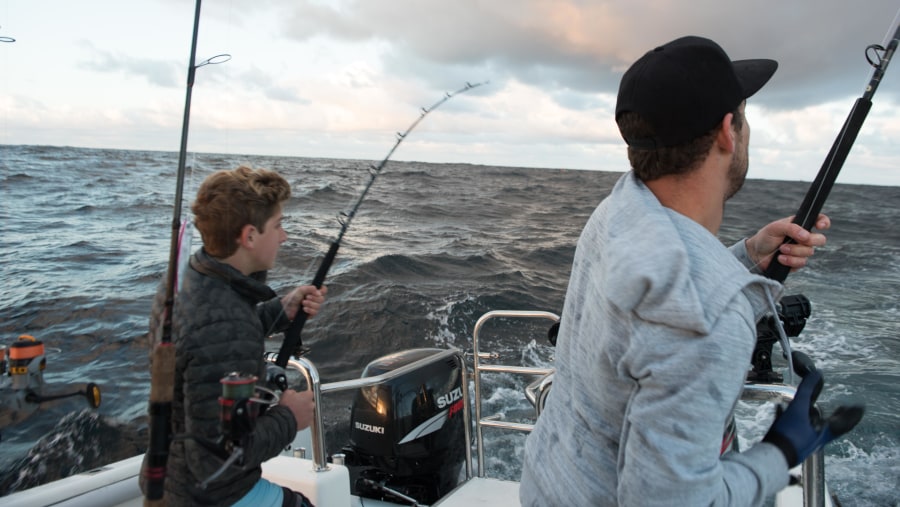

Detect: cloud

[272,0,899,110]
[76,40,181,88]
[4,0,898,186]
[232,65,311,104]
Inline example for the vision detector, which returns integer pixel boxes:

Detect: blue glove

[762,360,864,468]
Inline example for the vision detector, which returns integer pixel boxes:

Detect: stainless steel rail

[471,310,559,477]
[742,383,827,507]
[469,310,827,507]
[282,309,827,507]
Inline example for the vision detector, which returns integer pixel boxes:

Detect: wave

[1,146,897,505]
[0,172,34,183]
[344,252,502,284]
[0,411,145,495]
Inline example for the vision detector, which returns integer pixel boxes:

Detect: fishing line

[271,81,488,368]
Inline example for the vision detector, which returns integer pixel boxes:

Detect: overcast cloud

[3,0,899,185]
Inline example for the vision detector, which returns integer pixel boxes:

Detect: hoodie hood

[597,173,781,334]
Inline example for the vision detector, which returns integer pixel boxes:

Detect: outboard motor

[341,348,466,505]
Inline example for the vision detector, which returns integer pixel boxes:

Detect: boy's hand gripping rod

[274,81,487,368]
[764,19,899,282]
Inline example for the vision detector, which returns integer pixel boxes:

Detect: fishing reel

[5,335,47,392]
[1,335,102,439]
[263,352,291,392]
[749,294,812,383]
[219,372,280,452]
[195,371,280,489]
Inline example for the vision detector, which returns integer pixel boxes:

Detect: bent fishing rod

[274,81,487,369]
[763,18,899,283]
[144,0,229,503]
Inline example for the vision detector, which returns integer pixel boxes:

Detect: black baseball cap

[615,36,777,149]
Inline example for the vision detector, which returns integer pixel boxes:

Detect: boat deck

[432,477,520,506]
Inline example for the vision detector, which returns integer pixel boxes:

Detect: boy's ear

[238,224,257,248]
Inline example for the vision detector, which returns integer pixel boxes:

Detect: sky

[2,0,899,186]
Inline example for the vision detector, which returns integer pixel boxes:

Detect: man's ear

[716,112,736,154]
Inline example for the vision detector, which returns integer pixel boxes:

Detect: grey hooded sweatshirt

[520,172,790,506]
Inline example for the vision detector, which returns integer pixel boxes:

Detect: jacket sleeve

[240,405,297,465]
[617,298,790,506]
[729,239,763,274]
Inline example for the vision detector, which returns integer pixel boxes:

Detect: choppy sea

[1,144,898,505]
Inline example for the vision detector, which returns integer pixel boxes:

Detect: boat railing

[282,348,475,480]
[471,310,559,477]
[469,310,827,507]
[742,383,827,507]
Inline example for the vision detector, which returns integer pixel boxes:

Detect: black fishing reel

[749,294,812,383]
[262,352,293,392]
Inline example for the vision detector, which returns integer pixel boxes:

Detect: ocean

[1,144,898,505]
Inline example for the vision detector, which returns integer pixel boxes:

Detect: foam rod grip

[150,343,176,403]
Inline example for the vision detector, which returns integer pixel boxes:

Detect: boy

[148,166,326,506]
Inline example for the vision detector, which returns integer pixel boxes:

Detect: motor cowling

[342,348,466,505]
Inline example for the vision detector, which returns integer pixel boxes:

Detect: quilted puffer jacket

[145,248,297,506]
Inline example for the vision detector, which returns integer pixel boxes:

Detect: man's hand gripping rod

[764,19,899,282]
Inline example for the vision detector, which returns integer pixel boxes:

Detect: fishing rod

[273,81,487,369]
[763,18,899,283]
[143,0,229,503]
[750,18,899,383]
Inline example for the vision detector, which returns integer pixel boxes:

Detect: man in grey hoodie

[520,36,862,506]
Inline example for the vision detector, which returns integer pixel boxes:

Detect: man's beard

[725,140,749,200]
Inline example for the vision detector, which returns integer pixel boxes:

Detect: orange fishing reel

[7,335,46,392]
[3,334,101,408]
